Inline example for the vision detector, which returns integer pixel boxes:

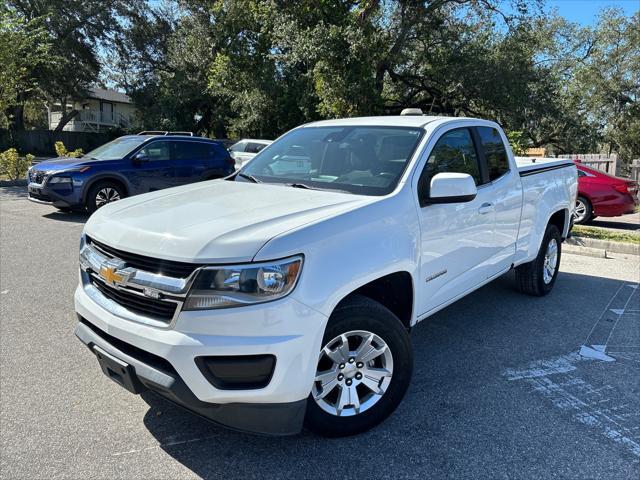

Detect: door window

[477,127,509,181]
[420,128,482,189]
[139,141,171,161]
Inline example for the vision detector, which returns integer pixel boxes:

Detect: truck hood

[85,180,368,264]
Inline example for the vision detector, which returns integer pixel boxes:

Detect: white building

[48,87,137,132]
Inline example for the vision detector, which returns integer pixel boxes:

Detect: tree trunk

[6,103,25,130]
[54,108,79,132]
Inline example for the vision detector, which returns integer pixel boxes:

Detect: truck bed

[515,156,575,176]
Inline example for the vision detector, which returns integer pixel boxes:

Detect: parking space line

[112,434,220,457]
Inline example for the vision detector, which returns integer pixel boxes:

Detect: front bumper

[74,283,329,435]
[75,319,307,435]
[27,181,80,208]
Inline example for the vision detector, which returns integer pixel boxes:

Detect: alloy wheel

[95,187,121,208]
[573,199,588,223]
[312,330,393,417]
[543,238,558,284]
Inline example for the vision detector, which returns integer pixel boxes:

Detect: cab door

[414,127,500,317]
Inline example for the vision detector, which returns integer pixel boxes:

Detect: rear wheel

[86,181,126,213]
[304,295,413,437]
[573,196,593,224]
[515,224,562,296]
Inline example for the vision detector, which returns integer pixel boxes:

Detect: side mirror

[425,172,477,204]
[132,152,149,165]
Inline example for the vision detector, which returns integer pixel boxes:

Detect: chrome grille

[89,275,177,322]
[30,170,46,184]
[88,237,203,279]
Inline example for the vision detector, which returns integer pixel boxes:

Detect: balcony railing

[50,110,133,130]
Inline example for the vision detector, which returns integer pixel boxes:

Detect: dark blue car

[27,132,235,212]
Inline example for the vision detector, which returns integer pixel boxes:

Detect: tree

[0,6,51,129]
[6,0,143,130]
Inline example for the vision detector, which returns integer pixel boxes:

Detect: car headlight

[48,176,73,184]
[183,256,303,310]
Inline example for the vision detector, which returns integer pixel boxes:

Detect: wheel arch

[82,174,130,204]
[548,208,570,239]
[332,271,414,329]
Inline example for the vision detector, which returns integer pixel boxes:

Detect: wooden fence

[0,129,116,156]
[557,153,618,175]
[630,159,640,183]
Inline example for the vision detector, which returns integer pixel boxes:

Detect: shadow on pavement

[42,210,90,224]
[589,218,639,232]
[137,271,639,478]
[0,185,28,200]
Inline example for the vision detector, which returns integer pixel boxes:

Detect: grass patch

[572,225,640,245]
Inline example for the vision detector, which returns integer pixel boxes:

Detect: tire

[515,224,562,296]
[304,295,413,437]
[573,196,593,224]
[86,181,126,213]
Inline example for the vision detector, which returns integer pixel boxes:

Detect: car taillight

[613,183,631,194]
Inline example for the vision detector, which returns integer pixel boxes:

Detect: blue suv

[27,132,235,212]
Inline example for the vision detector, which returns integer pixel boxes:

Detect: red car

[574,161,638,224]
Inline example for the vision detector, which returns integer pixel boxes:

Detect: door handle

[478,202,494,214]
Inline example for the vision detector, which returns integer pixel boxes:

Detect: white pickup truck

[75,115,577,437]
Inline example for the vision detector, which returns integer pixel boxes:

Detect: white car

[75,114,577,437]
[228,138,272,169]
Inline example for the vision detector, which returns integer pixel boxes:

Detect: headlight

[183,256,303,310]
[48,176,72,184]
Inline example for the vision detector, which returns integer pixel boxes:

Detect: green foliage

[507,131,528,156]
[0,148,33,180]
[107,0,639,165]
[54,141,83,158]
[0,6,52,116]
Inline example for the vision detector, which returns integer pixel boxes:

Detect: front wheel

[86,181,126,213]
[515,224,562,296]
[304,295,413,437]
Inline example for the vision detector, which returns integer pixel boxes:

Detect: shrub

[54,141,83,158]
[0,148,34,180]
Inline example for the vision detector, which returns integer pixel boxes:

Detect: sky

[544,0,639,25]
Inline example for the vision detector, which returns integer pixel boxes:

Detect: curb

[564,243,607,259]
[0,180,27,187]
[567,236,639,256]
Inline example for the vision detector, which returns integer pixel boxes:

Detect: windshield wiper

[287,182,314,190]
[237,172,261,183]
[286,183,351,194]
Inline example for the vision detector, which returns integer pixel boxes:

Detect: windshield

[83,136,149,160]
[240,126,424,195]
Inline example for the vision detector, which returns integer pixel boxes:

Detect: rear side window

[139,141,171,161]
[477,127,509,181]
[173,141,209,161]
[229,142,246,153]
[245,142,268,154]
[421,128,481,186]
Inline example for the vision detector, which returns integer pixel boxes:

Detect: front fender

[254,189,421,322]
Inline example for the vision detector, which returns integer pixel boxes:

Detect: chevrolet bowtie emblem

[99,265,124,285]
[98,259,129,286]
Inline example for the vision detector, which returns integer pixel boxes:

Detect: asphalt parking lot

[1,186,639,479]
